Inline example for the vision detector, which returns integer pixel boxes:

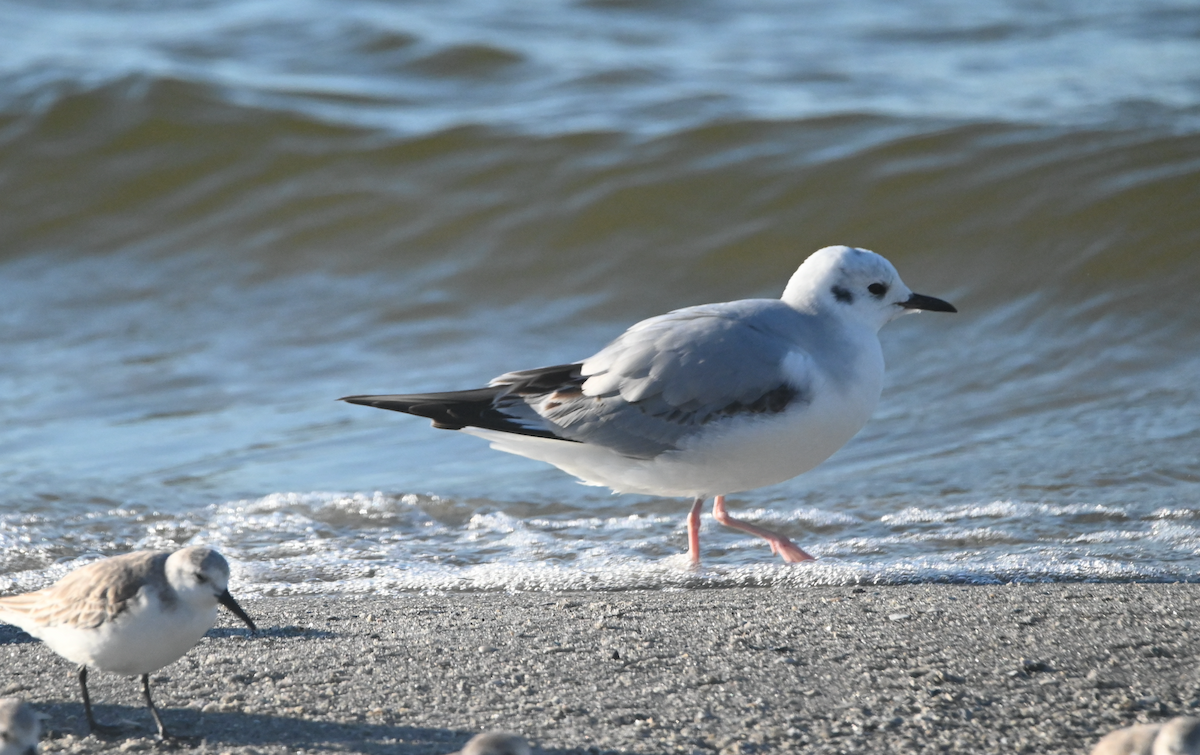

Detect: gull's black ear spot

[831,285,853,304]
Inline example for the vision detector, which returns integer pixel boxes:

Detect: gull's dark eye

[868,282,888,297]
[195,572,209,583]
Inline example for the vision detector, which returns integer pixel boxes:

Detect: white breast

[35,589,218,676]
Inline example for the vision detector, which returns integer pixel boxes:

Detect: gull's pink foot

[769,537,815,563]
[686,497,704,567]
[712,495,815,563]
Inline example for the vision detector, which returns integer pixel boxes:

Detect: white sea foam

[1,491,1196,595]
[880,501,1128,525]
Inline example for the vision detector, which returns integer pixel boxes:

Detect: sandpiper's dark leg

[78,666,122,735]
[141,673,200,742]
[141,673,171,740]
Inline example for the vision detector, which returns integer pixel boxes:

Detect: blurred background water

[1,0,1198,594]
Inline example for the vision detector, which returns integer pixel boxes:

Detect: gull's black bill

[218,589,258,633]
[900,292,957,313]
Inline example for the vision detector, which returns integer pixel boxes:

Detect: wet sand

[3,584,1198,754]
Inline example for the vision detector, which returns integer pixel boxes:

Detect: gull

[0,546,257,740]
[0,699,40,755]
[449,731,531,755]
[344,246,956,564]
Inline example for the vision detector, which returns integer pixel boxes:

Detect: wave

[3,77,1198,306]
[4,0,1198,135]
[2,492,1195,595]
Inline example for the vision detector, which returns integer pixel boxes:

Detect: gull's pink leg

[712,495,814,563]
[686,497,704,565]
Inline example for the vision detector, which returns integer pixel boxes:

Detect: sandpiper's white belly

[30,590,218,676]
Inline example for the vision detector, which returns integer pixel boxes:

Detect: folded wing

[0,552,163,631]
[344,300,814,459]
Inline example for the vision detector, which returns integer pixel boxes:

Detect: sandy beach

[3,584,1198,754]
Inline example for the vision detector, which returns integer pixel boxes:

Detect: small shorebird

[1156,717,1200,755]
[344,246,955,564]
[0,546,256,740]
[1091,717,1200,755]
[1091,724,1164,755]
[451,731,531,755]
[0,698,40,755]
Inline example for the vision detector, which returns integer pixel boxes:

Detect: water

[1,0,1199,595]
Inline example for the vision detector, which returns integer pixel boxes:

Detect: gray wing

[492,300,814,458]
[0,551,167,630]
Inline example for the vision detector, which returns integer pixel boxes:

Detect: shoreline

[3,584,1198,754]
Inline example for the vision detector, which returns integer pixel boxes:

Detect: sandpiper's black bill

[218,589,258,632]
[901,292,957,313]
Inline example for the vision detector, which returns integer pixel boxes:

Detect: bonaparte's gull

[0,547,257,739]
[344,246,955,564]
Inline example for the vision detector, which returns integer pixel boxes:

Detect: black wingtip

[340,394,432,414]
[338,383,578,442]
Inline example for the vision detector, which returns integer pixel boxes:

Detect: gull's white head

[781,245,956,330]
[0,698,40,755]
[165,546,257,631]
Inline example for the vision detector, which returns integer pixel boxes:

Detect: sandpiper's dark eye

[195,572,208,583]
[868,282,888,297]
